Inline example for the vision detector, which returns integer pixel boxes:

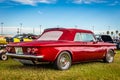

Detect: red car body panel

[6,28,116,63]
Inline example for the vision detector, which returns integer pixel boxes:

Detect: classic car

[6,33,38,43]
[0,35,11,60]
[0,45,8,60]
[0,34,38,44]
[0,35,11,45]
[6,28,116,70]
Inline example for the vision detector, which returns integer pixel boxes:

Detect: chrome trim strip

[6,53,44,59]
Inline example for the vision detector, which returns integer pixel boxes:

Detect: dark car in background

[95,35,114,43]
[95,34,120,49]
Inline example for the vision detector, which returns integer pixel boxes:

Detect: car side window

[74,33,82,41]
[81,33,95,42]
[74,33,95,42]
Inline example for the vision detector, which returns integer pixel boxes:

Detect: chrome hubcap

[1,54,7,60]
[59,54,71,69]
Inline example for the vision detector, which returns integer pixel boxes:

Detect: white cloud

[11,0,35,6]
[11,0,56,6]
[1,0,120,6]
[109,1,120,6]
[38,0,56,3]
[73,0,107,4]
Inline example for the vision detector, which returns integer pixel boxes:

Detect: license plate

[15,47,23,55]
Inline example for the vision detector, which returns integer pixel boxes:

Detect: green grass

[0,50,120,80]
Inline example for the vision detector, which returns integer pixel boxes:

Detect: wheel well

[55,50,73,61]
[60,50,73,60]
[108,49,115,53]
[111,49,116,55]
[105,49,115,56]
[65,50,73,60]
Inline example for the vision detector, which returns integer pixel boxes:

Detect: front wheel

[54,51,72,70]
[103,50,114,63]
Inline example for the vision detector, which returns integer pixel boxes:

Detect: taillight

[27,48,31,53]
[6,47,12,52]
[27,48,38,54]
[32,48,38,54]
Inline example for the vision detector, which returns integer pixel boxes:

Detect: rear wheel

[103,50,114,63]
[54,51,72,70]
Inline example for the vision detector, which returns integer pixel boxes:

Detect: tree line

[106,30,120,37]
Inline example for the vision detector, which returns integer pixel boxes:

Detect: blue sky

[0,0,120,34]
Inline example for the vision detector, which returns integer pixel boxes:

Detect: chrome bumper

[6,53,44,59]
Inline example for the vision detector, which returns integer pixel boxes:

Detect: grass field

[0,50,120,80]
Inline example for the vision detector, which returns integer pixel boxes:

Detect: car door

[74,33,105,61]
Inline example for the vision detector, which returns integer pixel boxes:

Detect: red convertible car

[6,28,116,70]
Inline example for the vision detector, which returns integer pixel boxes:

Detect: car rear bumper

[6,53,44,59]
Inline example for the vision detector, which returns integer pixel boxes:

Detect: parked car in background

[0,35,11,45]
[0,34,38,44]
[0,35,11,60]
[0,33,38,60]
[113,38,120,50]
[95,34,114,43]
[0,45,8,60]
[6,28,116,70]
[6,33,38,43]
[95,34,120,49]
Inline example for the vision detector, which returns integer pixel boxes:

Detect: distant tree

[106,31,109,35]
[119,33,120,37]
[116,30,119,35]
[111,31,114,35]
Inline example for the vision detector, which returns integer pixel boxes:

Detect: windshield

[38,31,63,41]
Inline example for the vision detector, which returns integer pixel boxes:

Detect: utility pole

[40,25,42,34]
[33,27,35,34]
[17,28,20,34]
[20,23,22,34]
[1,22,4,35]
[92,26,94,33]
